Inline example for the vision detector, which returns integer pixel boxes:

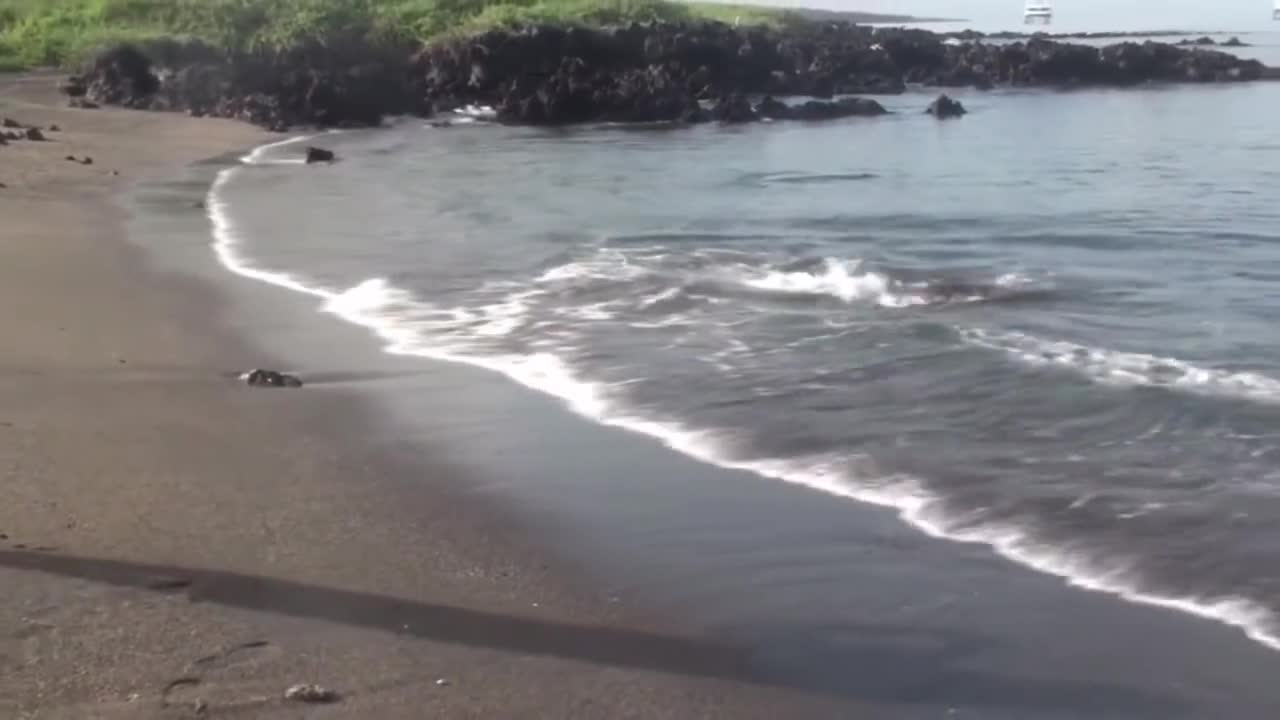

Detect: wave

[963,328,1280,403]
[204,137,1280,657]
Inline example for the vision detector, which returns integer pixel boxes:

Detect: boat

[1025,0,1053,24]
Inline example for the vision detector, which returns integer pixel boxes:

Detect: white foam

[963,328,1280,403]
[203,137,1280,655]
[740,258,921,307]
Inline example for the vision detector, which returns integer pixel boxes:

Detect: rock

[755,95,790,120]
[64,24,1274,129]
[65,155,79,162]
[69,98,101,109]
[926,94,967,118]
[80,157,94,165]
[1,118,20,128]
[83,44,160,108]
[47,124,61,132]
[25,128,46,141]
[788,97,888,121]
[60,76,88,97]
[712,94,757,123]
[304,147,336,164]
[241,369,304,388]
[1224,36,1248,47]
[284,684,339,703]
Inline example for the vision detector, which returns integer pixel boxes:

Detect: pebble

[435,678,451,687]
[284,684,339,703]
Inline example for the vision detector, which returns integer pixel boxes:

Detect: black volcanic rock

[62,21,1271,130]
[304,147,336,164]
[926,94,967,118]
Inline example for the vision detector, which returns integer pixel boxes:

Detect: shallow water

[203,48,1280,714]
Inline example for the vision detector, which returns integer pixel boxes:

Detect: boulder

[1,118,20,128]
[25,128,46,141]
[304,147,336,164]
[926,94,967,118]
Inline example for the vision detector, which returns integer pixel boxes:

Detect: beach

[0,73,857,718]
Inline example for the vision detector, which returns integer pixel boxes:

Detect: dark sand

[0,73,859,718]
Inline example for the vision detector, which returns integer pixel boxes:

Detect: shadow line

[0,550,750,682]
[0,550,1193,715]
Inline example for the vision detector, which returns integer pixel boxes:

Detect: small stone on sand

[285,684,339,703]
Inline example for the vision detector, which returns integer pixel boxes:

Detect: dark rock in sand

[2,118,20,128]
[305,147,336,164]
[80,157,94,165]
[242,369,304,388]
[65,155,78,162]
[47,124,61,132]
[25,128,46,141]
[926,94,967,118]
[69,98,101,109]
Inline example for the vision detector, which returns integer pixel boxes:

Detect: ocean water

[201,40,1280,715]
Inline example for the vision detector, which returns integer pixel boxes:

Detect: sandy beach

[0,73,859,718]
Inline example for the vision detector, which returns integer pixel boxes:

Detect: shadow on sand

[0,550,1185,716]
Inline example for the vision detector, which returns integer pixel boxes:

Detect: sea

[148,28,1280,718]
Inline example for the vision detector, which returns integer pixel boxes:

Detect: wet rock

[25,128,46,141]
[712,94,757,123]
[284,684,339,703]
[242,369,304,388]
[926,94,967,118]
[788,97,888,121]
[304,147,336,164]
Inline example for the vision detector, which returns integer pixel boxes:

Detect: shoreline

[206,89,1280,660]
[176,88,1280,717]
[0,72,856,718]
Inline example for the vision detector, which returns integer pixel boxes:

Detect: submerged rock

[926,94,967,118]
[304,147,336,164]
[241,369,303,388]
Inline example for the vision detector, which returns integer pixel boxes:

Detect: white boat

[1024,0,1053,24]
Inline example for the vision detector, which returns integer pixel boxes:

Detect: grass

[0,0,790,70]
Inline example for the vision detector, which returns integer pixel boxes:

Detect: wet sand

[0,73,856,718]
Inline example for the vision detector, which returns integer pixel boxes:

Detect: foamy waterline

[203,136,1280,654]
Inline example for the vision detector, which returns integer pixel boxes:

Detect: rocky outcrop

[66,22,1270,130]
[926,94,966,118]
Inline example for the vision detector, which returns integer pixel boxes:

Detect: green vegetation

[0,0,790,70]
